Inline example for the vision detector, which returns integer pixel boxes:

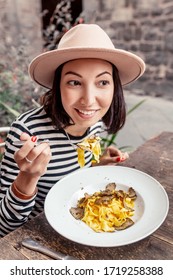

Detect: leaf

[127,99,146,115]
[0,101,20,117]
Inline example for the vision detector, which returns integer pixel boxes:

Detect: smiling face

[60,58,114,135]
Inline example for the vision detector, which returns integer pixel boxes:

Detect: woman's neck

[64,125,89,137]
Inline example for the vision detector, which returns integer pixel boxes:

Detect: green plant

[43,0,85,51]
[0,26,43,127]
[0,100,20,118]
[0,65,43,126]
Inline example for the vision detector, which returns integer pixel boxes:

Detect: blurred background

[1,0,173,152]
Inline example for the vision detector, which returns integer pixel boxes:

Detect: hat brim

[29,48,145,88]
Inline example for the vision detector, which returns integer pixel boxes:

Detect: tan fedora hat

[29,24,145,89]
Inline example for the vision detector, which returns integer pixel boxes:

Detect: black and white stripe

[0,106,103,237]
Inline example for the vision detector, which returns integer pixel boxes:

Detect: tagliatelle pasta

[70,183,137,232]
[77,136,101,167]
[77,147,85,168]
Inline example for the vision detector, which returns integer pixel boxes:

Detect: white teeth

[78,109,95,115]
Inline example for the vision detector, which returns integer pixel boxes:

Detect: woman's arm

[13,133,51,196]
[0,130,51,237]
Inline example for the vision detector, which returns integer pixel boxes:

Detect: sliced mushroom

[70,207,84,219]
[114,218,134,230]
[123,195,134,211]
[78,193,91,205]
[105,183,116,191]
[99,183,116,196]
[100,190,112,196]
[95,195,114,205]
[116,190,124,198]
[128,187,137,199]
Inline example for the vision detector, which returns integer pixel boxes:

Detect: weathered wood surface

[0,132,172,260]
[122,131,173,245]
[0,239,27,260]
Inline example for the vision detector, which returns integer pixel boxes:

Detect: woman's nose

[80,85,96,106]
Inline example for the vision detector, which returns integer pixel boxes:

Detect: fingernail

[31,136,37,142]
[116,156,121,162]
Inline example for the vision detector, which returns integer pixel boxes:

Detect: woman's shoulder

[8,106,52,136]
[17,106,47,122]
[89,120,104,135]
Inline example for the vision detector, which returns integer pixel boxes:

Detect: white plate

[44,166,169,247]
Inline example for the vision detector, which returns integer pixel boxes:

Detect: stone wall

[0,0,42,66]
[1,0,173,100]
[0,0,43,126]
[83,0,173,100]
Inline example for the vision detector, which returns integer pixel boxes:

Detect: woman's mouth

[75,108,99,118]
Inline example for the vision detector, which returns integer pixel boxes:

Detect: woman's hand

[13,133,51,195]
[95,145,129,166]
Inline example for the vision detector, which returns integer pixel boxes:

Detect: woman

[0,24,145,237]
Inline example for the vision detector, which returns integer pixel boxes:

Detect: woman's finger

[26,145,51,175]
[98,147,129,166]
[14,134,38,161]
[17,145,51,176]
[103,146,122,157]
[20,132,31,141]
[24,142,50,162]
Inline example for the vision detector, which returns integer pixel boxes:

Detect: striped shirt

[0,106,103,237]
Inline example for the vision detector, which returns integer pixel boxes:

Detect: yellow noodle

[80,191,135,232]
[77,136,101,167]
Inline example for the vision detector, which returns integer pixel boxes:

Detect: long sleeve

[0,120,36,237]
[0,185,36,237]
[0,106,103,237]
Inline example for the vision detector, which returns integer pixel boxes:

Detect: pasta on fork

[77,136,101,167]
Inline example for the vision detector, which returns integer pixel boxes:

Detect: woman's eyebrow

[96,71,112,77]
[64,71,112,78]
[64,71,82,77]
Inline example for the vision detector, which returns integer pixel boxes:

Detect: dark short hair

[42,63,126,134]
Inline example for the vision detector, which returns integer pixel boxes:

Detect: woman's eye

[68,80,81,86]
[99,80,110,86]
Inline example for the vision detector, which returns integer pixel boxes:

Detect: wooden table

[0,131,172,260]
